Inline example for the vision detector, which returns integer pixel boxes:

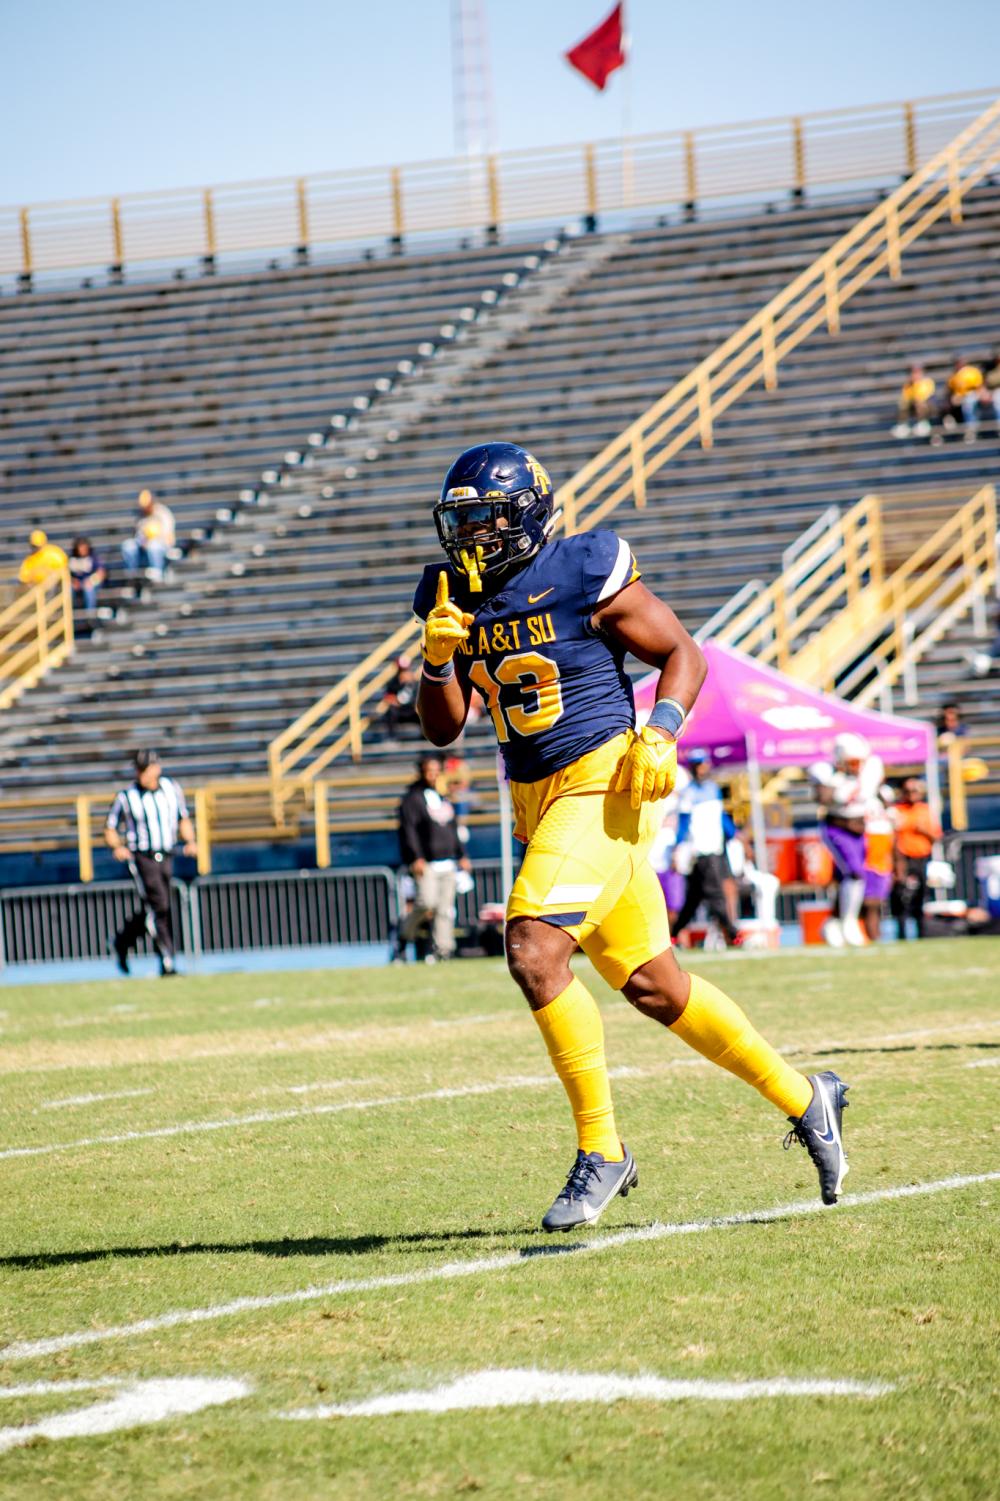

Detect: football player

[414,442,848,1230]
[809,733,890,948]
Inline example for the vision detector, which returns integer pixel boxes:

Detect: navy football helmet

[434,442,558,591]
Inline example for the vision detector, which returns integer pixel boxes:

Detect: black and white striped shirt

[106,776,188,854]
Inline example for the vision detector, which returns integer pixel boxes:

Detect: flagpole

[620,10,633,209]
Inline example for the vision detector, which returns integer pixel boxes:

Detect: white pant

[402,866,457,957]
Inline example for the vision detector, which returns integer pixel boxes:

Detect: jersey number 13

[469,652,564,742]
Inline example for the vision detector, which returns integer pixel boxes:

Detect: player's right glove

[422,571,474,669]
[614,726,678,810]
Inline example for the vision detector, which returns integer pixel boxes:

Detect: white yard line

[0,1379,122,1399]
[281,1368,895,1419]
[0,1064,688,1162]
[0,1378,250,1453]
[965,1058,1000,1069]
[2,1171,995,1365]
[37,1089,155,1112]
[3,1010,998,1158]
[3,1012,996,1082]
[431,1012,516,1029]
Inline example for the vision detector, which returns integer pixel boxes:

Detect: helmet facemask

[434,486,555,592]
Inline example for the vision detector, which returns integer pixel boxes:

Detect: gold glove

[614,725,679,810]
[422,571,474,668]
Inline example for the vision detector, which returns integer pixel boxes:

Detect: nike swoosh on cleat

[815,1085,837,1145]
[527,589,555,604]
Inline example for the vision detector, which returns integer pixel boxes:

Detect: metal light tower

[451,0,496,158]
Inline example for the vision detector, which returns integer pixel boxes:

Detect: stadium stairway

[2,183,1000,854]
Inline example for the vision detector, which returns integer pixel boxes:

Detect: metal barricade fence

[192,867,397,953]
[945,833,1000,905]
[0,863,511,967]
[458,862,505,929]
[15,847,997,965]
[0,879,190,966]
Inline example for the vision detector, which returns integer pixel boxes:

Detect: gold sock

[533,976,623,1160]
[670,973,813,1119]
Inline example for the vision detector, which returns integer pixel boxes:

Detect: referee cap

[134,748,162,772]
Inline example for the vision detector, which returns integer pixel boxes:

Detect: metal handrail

[268,96,996,798]
[851,486,998,707]
[557,96,1000,533]
[946,734,1000,832]
[714,495,882,666]
[0,567,75,710]
[0,764,501,883]
[694,579,764,643]
[1,89,994,278]
[265,96,1000,799]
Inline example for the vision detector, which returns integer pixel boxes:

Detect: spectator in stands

[68,537,106,614]
[935,702,966,746]
[892,363,935,439]
[890,777,941,939]
[122,489,175,580]
[672,750,740,947]
[397,755,471,962]
[18,529,68,587]
[980,349,1000,430]
[940,357,984,441]
[382,653,420,738]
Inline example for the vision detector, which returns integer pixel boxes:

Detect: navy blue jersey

[413,531,640,783]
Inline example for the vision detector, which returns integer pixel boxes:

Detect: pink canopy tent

[635,640,938,869]
[635,640,933,766]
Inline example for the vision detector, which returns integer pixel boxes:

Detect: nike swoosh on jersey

[527,588,555,604]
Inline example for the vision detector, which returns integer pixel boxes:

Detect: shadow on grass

[0,1220,653,1271]
[797,1041,1000,1059]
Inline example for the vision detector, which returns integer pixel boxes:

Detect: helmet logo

[445,485,479,500]
[524,455,551,493]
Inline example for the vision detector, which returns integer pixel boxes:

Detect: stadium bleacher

[0,240,553,575]
[1,180,999,846]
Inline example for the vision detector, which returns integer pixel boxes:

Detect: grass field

[1,939,998,1498]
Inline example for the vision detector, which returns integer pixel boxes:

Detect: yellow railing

[717,485,996,696]
[0,767,501,882]
[947,735,1000,832]
[715,494,883,668]
[849,486,997,706]
[268,618,420,818]
[557,95,1000,534]
[0,569,75,710]
[267,94,1000,800]
[1,90,994,278]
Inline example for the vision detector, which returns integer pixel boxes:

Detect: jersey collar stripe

[596,536,633,602]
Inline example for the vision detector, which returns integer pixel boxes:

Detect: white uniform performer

[809,733,889,947]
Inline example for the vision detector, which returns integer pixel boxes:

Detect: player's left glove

[614,726,678,810]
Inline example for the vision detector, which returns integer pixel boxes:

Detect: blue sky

[3,1,997,205]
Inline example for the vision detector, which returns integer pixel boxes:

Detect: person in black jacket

[397,755,470,961]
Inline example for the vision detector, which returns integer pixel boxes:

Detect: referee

[105,749,197,976]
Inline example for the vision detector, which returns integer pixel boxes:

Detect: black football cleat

[784,1071,850,1205]
[110,934,130,975]
[541,1145,638,1232]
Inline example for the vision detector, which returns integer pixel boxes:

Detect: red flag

[565,4,626,92]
